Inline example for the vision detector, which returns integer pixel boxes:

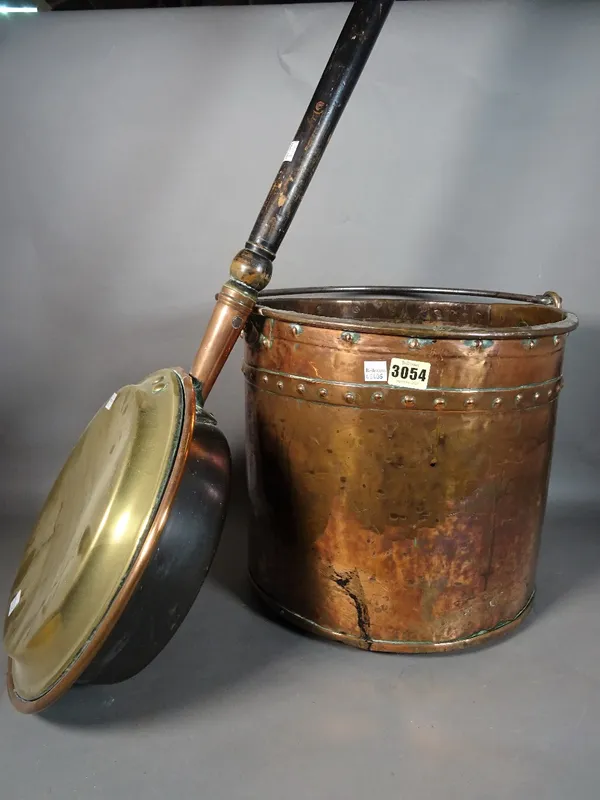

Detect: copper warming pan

[244,286,578,651]
[3,0,395,713]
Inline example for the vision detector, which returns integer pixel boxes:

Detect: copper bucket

[243,287,579,653]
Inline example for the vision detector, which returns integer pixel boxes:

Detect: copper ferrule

[190,280,257,402]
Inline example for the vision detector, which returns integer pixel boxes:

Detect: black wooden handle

[195,0,394,399]
[246,0,394,261]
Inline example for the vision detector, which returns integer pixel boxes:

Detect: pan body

[4,368,230,713]
[76,406,231,685]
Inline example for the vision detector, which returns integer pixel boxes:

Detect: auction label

[388,358,431,389]
[364,361,388,382]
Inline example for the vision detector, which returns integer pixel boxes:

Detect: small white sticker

[283,140,299,162]
[364,361,388,382]
[8,590,21,617]
[105,392,118,411]
[388,358,431,389]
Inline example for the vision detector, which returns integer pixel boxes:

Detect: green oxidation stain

[521,337,538,349]
[415,338,436,347]
[413,538,418,548]
[463,339,494,349]
[259,319,276,349]
[468,594,534,639]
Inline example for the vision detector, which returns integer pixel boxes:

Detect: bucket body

[243,288,578,652]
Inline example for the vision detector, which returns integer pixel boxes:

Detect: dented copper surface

[243,289,578,652]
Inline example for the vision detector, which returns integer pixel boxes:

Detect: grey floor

[1,478,599,799]
[2,2,600,797]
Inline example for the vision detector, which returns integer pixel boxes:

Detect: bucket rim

[253,285,579,339]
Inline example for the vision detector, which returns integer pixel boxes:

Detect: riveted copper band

[242,363,563,411]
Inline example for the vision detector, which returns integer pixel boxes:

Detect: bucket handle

[258,286,563,309]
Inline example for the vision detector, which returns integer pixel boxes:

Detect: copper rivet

[372,392,384,403]
[464,397,475,408]
[344,391,356,404]
[433,398,446,408]
[556,380,563,392]
[319,388,328,398]
[526,339,536,349]
[548,388,553,398]
[232,316,243,330]
[408,338,418,349]
[492,397,502,408]
[402,395,416,408]
[534,392,540,401]
[553,335,560,345]
[341,332,354,343]
[262,375,269,384]
[291,324,301,336]
[277,381,284,390]
[515,394,523,405]
[297,384,306,395]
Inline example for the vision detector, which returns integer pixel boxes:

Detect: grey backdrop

[1,3,599,799]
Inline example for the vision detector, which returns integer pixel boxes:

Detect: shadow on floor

[532,499,600,616]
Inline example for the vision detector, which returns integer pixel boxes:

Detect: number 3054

[390,364,427,382]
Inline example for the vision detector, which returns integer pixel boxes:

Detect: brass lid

[4,368,185,704]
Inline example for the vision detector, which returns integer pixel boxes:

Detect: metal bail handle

[259,286,564,309]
